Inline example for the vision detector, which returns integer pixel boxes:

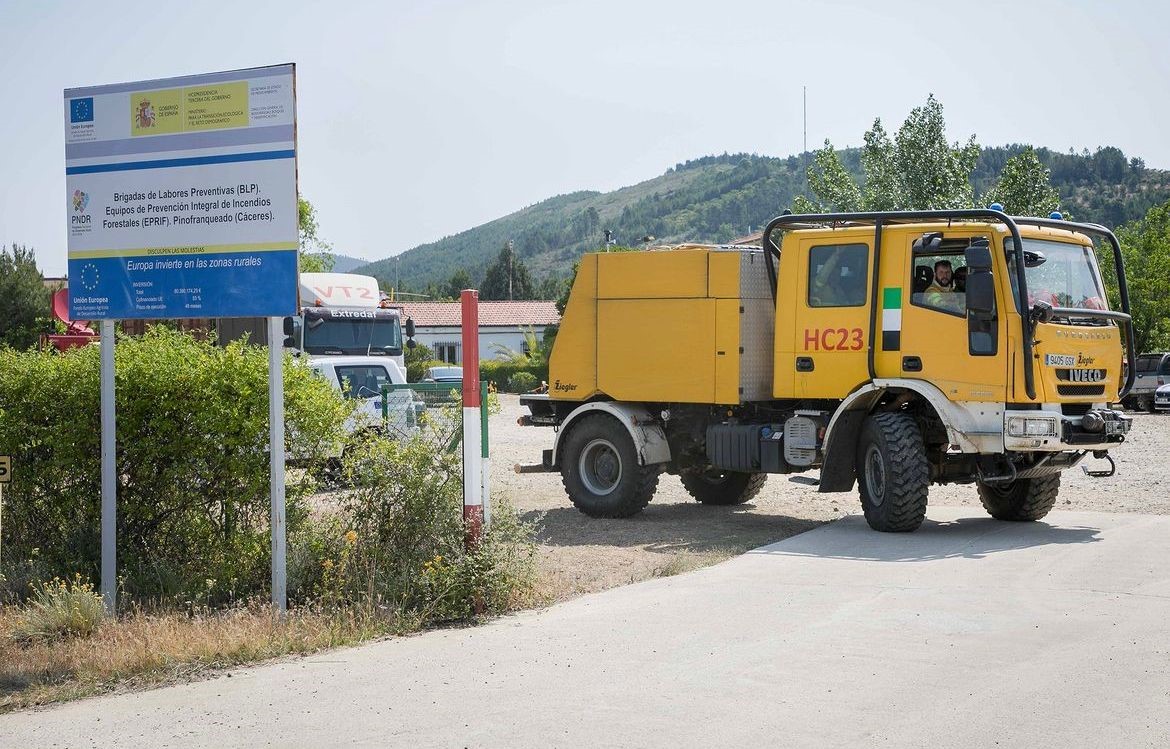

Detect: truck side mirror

[964,240,997,356]
[405,318,416,338]
[282,317,294,336]
[964,242,995,316]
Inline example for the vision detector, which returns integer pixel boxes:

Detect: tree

[0,243,49,349]
[797,95,981,212]
[480,243,535,301]
[535,275,565,301]
[445,269,472,300]
[298,196,334,273]
[984,147,1061,217]
[1108,200,1170,352]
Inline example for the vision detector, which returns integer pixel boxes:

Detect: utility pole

[507,240,514,301]
[803,85,807,155]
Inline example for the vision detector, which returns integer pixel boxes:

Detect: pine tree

[480,243,534,300]
[0,244,50,349]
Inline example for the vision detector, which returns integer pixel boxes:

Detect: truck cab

[283,272,408,381]
[774,221,1129,454]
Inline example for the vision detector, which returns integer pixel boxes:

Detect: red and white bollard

[461,289,483,551]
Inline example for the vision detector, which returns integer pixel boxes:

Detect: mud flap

[818,409,866,492]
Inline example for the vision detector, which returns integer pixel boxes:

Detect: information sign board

[65,64,298,319]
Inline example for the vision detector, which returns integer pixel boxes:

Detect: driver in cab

[924,259,965,312]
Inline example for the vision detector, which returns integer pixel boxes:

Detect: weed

[11,575,105,644]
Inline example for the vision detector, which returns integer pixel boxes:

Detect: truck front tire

[976,474,1060,521]
[856,412,930,533]
[681,470,767,505]
[561,415,660,518]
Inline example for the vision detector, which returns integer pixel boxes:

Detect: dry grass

[0,603,394,713]
[651,548,736,578]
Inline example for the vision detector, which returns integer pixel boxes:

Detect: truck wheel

[976,474,1060,521]
[681,470,767,505]
[561,415,660,518]
[856,412,929,532]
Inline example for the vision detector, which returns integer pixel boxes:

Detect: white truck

[283,272,411,382]
[288,354,420,477]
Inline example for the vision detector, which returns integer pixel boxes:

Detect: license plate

[1046,354,1076,367]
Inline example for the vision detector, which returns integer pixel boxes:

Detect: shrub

[479,359,548,392]
[292,407,535,622]
[404,342,438,382]
[12,575,106,643]
[507,371,538,393]
[0,327,351,603]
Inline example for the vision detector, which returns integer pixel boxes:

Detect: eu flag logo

[70,97,94,123]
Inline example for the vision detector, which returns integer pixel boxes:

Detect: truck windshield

[304,319,403,355]
[1005,238,1109,315]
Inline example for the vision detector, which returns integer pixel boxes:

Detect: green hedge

[0,328,350,603]
[479,359,547,393]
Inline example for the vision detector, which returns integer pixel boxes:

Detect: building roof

[729,231,763,246]
[398,300,560,327]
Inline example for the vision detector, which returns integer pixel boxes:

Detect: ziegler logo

[553,380,578,393]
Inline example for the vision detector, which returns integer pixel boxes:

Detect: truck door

[886,234,1006,402]
[791,237,873,398]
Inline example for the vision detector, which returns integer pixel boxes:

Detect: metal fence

[382,380,492,527]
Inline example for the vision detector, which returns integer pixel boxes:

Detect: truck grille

[1057,384,1105,396]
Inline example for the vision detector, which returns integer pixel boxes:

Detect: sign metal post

[0,455,10,572]
[100,320,116,612]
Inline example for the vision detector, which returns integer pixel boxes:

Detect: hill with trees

[355,100,1170,296]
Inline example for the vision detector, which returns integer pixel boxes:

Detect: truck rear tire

[681,470,767,505]
[856,412,930,533]
[561,415,660,518]
[976,474,1060,521]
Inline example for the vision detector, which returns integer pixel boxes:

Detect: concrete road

[4,507,1170,748]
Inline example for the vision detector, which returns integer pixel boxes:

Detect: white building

[398,301,560,364]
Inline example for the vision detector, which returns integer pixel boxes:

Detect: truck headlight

[1007,416,1057,438]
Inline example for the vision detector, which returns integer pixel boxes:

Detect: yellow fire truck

[520,209,1135,532]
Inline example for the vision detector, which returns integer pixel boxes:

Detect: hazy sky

[3,0,1167,277]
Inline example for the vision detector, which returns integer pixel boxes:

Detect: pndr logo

[70,97,94,123]
[71,189,92,230]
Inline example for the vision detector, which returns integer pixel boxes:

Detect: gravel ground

[488,395,1169,601]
